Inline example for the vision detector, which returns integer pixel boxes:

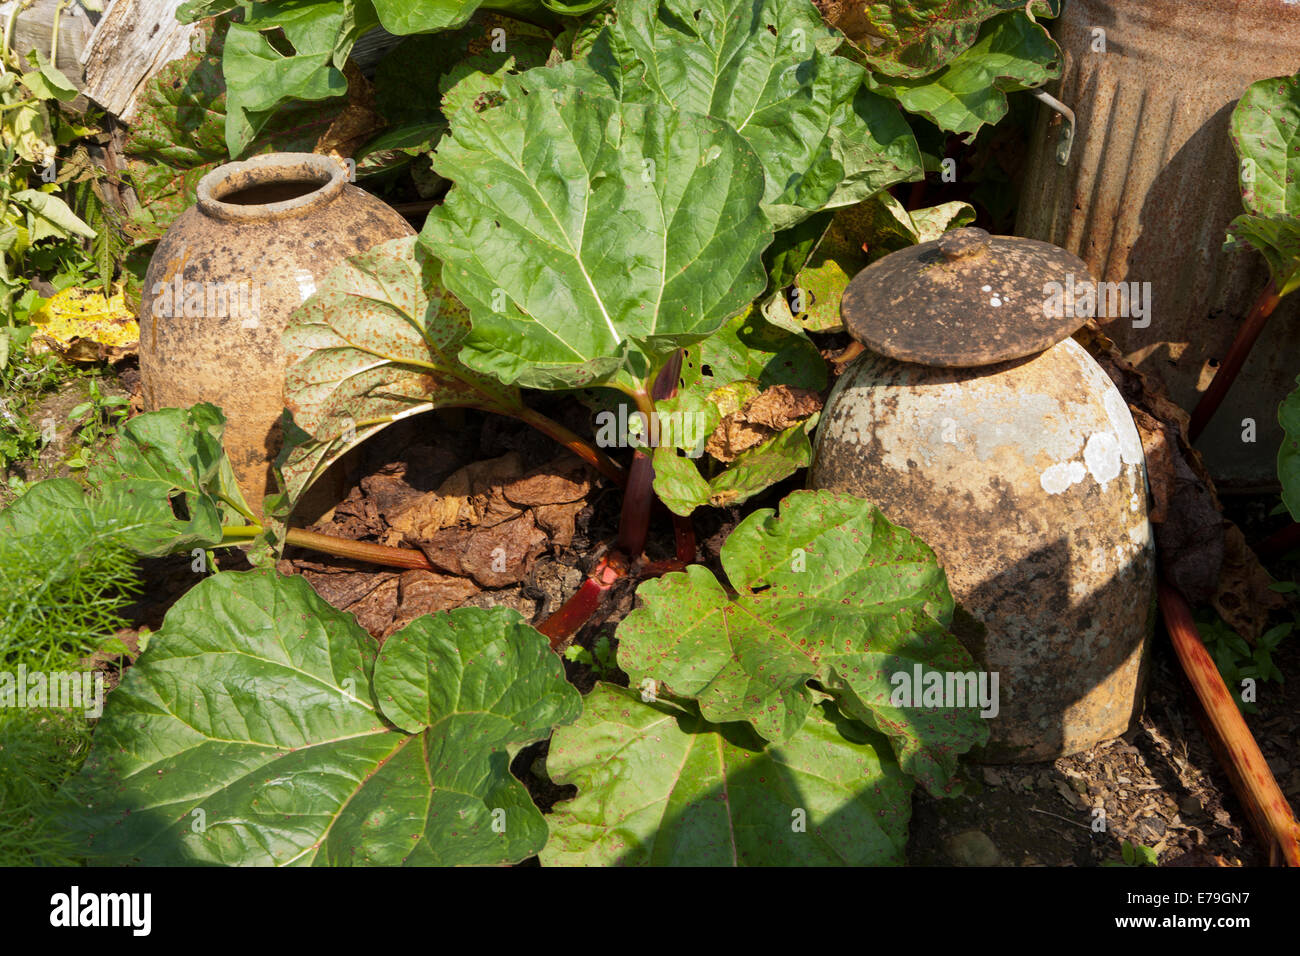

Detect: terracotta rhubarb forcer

[139,153,414,510]
[811,228,1157,763]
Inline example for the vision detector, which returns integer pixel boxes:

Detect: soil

[59,368,1300,868]
[0,368,133,504]
[908,638,1300,866]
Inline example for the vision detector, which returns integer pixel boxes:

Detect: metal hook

[1033,89,1075,166]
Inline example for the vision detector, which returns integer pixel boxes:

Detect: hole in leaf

[169,493,191,522]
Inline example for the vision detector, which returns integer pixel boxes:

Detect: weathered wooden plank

[0,0,97,82]
[80,0,196,119]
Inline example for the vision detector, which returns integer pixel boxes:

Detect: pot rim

[196,152,346,223]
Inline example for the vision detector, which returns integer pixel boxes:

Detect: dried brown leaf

[416,511,547,588]
[706,384,822,461]
[383,570,480,635]
[533,501,586,547]
[502,456,592,506]
[347,575,400,638]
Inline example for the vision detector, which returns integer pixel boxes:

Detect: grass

[0,709,95,865]
[0,487,142,865]
[0,513,141,671]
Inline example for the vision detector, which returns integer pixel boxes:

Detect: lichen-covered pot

[140,153,414,510]
[810,228,1156,763]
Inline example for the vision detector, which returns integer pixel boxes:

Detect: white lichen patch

[1040,460,1086,494]
[1084,431,1122,486]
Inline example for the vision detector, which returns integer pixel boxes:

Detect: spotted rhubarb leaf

[1225,72,1300,297]
[616,489,988,796]
[281,236,526,504]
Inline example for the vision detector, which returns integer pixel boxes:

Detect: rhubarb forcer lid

[839,227,1094,367]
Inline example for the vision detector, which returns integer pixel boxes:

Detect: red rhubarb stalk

[1189,280,1282,441]
[283,527,437,571]
[672,512,697,564]
[1158,581,1300,865]
[538,553,628,648]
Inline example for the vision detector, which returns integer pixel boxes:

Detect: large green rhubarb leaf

[420,88,772,391]
[617,490,988,796]
[529,0,922,229]
[867,12,1060,141]
[1225,72,1300,297]
[281,236,526,504]
[63,572,580,866]
[543,685,913,866]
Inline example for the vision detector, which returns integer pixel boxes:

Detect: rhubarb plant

[1218,71,1300,511]
[18,0,1043,867]
[512,0,923,229]
[541,491,985,864]
[614,491,986,795]
[282,2,905,538]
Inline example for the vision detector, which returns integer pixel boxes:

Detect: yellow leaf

[31,286,138,360]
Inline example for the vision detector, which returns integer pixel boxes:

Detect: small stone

[1179,795,1203,817]
[946,830,1001,867]
[982,767,1001,787]
[1018,774,1036,791]
[1070,776,1089,794]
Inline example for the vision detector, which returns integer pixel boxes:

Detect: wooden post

[79,0,194,120]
